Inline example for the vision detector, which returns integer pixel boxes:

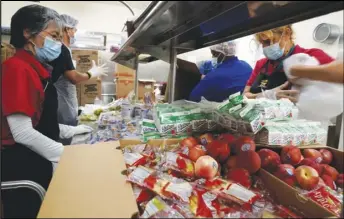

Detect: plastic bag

[295,80,343,123]
[283,53,343,124]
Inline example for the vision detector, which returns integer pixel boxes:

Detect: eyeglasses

[42,30,62,42]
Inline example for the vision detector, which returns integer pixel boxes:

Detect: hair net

[210,41,237,56]
[10,4,62,48]
[60,14,79,29]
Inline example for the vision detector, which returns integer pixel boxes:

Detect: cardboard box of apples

[258,146,343,218]
[174,134,343,218]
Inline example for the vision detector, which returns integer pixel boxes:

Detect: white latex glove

[59,124,93,139]
[283,53,320,85]
[258,82,299,103]
[73,125,94,135]
[88,60,109,78]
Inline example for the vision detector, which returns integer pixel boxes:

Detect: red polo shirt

[246,45,335,86]
[1,49,50,146]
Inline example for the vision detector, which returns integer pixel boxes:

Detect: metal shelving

[114,1,343,102]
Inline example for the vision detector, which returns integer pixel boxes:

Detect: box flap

[38,142,138,218]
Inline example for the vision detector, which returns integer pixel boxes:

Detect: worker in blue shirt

[190,41,253,102]
[198,50,218,79]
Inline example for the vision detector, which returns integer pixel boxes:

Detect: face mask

[263,33,286,60]
[69,37,76,45]
[35,36,62,62]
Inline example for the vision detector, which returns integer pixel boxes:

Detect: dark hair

[10,4,61,48]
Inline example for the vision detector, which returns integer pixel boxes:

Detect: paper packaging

[80,78,101,106]
[116,79,155,100]
[115,63,136,80]
[72,50,101,106]
[138,79,155,100]
[72,49,98,73]
[258,146,343,218]
[116,78,134,99]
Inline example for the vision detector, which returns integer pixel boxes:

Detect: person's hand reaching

[73,125,93,136]
[88,60,109,79]
[260,82,300,103]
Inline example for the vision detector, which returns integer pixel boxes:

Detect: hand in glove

[258,82,300,103]
[73,125,94,135]
[87,60,109,79]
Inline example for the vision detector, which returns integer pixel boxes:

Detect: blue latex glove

[199,60,215,75]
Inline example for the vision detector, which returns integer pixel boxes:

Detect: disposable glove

[257,82,299,103]
[88,60,109,78]
[73,125,94,135]
[59,124,94,139]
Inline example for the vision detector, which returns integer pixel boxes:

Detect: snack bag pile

[121,139,304,218]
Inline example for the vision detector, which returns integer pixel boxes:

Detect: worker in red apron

[1,5,92,218]
[244,24,334,102]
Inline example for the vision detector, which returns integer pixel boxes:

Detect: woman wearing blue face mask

[244,25,334,103]
[1,5,92,218]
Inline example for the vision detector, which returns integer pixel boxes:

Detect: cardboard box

[71,50,101,106]
[115,79,155,100]
[115,63,136,80]
[79,78,101,106]
[258,146,343,218]
[38,142,139,218]
[138,79,155,100]
[1,42,15,63]
[116,78,134,99]
[72,49,98,73]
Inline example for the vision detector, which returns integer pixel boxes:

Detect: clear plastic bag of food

[163,152,195,179]
[194,178,261,208]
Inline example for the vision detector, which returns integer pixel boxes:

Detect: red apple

[206,140,230,163]
[321,175,337,190]
[274,164,295,179]
[226,168,252,188]
[195,155,219,180]
[295,165,320,190]
[321,164,339,181]
[180,137,198,148]
[257,149,281,172]
[233,136,256,154]
[188,145,207,162]
[274,164,297,187]
[281,146,302,166]
[319,149,333,164]
[218,133,237,145]
[226,156,237,170]
[303,149,322,164]
[300,155,304,161]
[336,173,344,188]
[236,151,261,174]
[199,133,214,146]
[298,158,322,175]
